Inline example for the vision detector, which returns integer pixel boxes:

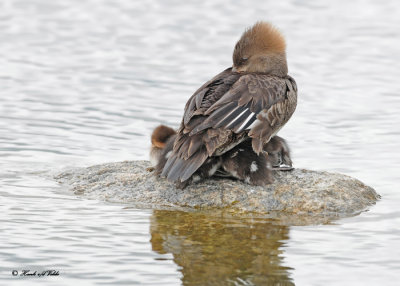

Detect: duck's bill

[272,165,294,171]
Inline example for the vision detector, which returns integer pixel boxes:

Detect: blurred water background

[1,0,400,285]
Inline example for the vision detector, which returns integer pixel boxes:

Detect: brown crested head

[232,22,288,76]
[151,125,176,148]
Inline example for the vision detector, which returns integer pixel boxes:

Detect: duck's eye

[241,57,248,64]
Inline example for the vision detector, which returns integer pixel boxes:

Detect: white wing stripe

[248,118,260,130]
[237,112,255,132]
[227,108,248,128]
[215,106,240,126]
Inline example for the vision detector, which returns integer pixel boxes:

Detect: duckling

[161,22,297,187]
[264,135,293,171]
[149,125,176,172]
[217,136,293,185]
[150,125,223,189]
[219,139,273,186]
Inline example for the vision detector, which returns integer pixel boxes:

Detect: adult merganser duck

[150,125,294,188]
[160,22,297,187]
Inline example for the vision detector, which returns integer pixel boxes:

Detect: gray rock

[55,160,380,219]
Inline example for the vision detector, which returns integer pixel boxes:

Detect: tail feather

[162,148,208,183]
[180,150,208,181]
[166,156,188,182]
[161,153,178,177]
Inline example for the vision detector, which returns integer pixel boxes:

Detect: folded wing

[192,74,297,154]
[161,71,297,183]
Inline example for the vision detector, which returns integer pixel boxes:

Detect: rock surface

[55,160,380,217]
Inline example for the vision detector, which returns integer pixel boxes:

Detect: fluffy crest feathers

[233,22,286,65]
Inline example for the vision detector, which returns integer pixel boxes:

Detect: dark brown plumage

[264,135,293,170]
[161,22,297,186]
[219,139,273,186]
[150,124,294,188]
[150,125,222,189]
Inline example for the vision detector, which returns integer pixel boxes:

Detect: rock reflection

[150,210,294,286]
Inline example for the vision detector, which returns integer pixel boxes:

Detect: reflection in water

[150,210,294,285]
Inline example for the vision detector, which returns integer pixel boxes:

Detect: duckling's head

[151,125,176,149]
[232,22,288,76]
[150,125,176,167]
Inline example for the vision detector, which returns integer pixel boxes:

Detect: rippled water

[1,0,400,285]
